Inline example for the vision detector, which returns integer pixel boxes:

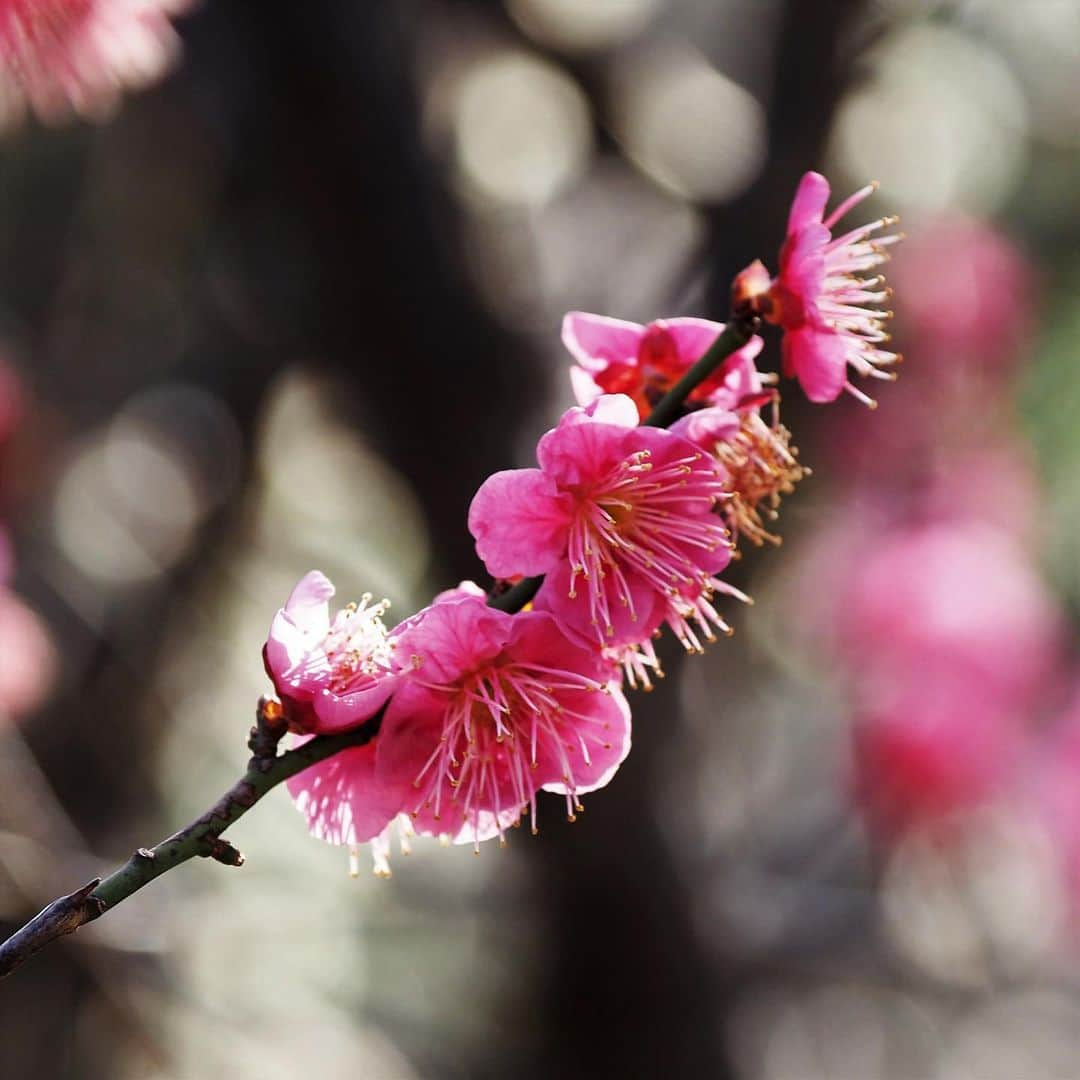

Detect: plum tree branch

[0,310,755,978]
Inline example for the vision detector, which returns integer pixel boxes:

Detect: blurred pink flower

[892,216,1033,371]
[843,522,1066,710]
[264,571,398,735]
[0,0,191,129]
[377,590,630,847]
[468,393,739,652]
[1030,700,1080,920]
[0,355,23,447]
[562,311,765,420]
[919,442,1043,544]
[766,171,900,405]
[0,586,53,719]
[852,675,1026,838]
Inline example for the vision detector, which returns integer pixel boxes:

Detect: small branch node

[247,695,289,771]
[202,837,245,867]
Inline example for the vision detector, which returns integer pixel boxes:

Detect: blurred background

[1,0,1080,1076]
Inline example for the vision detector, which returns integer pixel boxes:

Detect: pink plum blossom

[376,589,630,846]
[469,394,741,654]
[0,0,192,130]
[766,171,900,406]
[563,311,765,421]
[264,571,398,735]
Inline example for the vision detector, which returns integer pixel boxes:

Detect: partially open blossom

[0,0,191,130]
[264,571,398,735]
[469,394,741,654]
[763,171,901,406]
[377,590,630,847]
[563,310,764,420]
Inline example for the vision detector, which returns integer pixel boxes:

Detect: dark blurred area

[2,1,1080,1077]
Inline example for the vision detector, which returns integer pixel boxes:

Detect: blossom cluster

[265,173,900,875]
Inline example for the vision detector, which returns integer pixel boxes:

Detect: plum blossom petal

[536,400,638,488]
[468,469,574,579]
[561,311,643,372]
[264,570,334,677]
[705,340,767,411]
[390,592,508,684]
[286,737,405,868]
[786,170,831,233]
[782,321,850,404]
[431,580,487,604]
[535,558,663,652]
[537,686,630,796]
[668,405,741,448]
[580,393,640,428]
[570,362,604,406]
[311,683,396,734]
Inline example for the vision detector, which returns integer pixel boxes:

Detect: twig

[0,878,105,977]
[640,317,755,429]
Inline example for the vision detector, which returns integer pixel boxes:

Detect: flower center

[407,660,611,846]
[320,594,392,694]
[566,448,730,640]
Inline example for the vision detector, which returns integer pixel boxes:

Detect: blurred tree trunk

[512,3,869,1078]
[0,2,533,1075]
